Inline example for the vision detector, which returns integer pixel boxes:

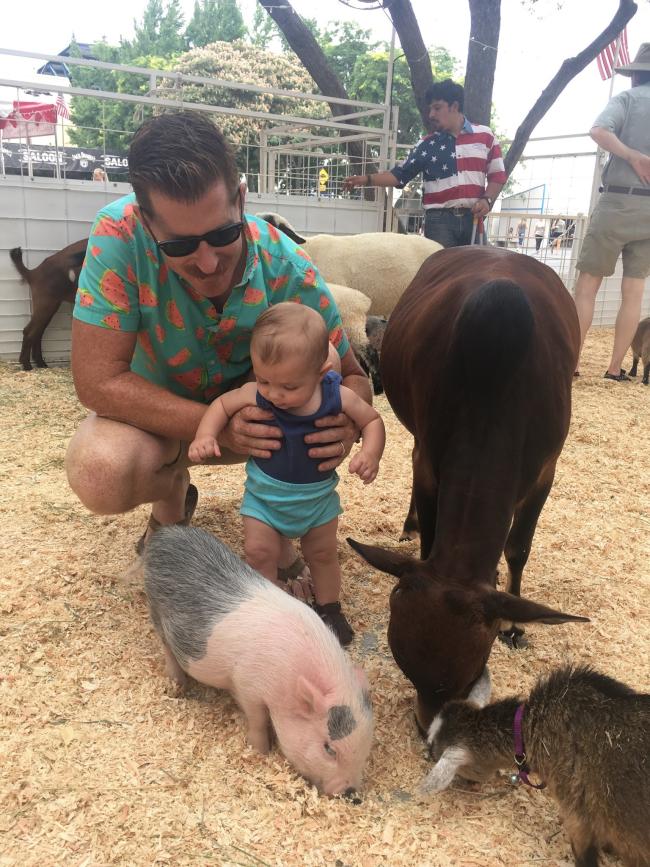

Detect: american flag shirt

[390,117,506,209]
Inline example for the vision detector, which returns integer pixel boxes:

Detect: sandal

[314,602,355,647]
[603,370,631,382]
[277,556,314,605]
[135,484,199,554]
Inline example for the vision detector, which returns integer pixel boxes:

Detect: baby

[189,302,386,645]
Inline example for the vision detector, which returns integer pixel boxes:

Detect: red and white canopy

[0,101,58,139]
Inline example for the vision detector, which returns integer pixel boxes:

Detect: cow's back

[381,246,579,448]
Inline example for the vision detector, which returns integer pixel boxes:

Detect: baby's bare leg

[300,518,341,605]
[243,516,283,584]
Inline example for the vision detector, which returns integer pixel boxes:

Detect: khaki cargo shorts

[577,192,650,279]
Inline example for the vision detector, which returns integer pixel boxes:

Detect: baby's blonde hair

[251,302,329,372]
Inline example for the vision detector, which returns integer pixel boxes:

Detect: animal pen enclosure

[0,48,648,865]
[0,327,648,866]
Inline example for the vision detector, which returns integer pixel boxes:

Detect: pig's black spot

[328,705,356,741]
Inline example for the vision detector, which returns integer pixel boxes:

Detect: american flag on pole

[55,92,70,120]
[596,28,631,80]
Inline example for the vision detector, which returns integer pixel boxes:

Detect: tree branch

[385,0,434,128]
[504,0,638,176]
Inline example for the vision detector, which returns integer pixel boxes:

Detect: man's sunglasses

[155,221,244,258]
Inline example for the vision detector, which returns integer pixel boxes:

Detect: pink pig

[144,526,374,796]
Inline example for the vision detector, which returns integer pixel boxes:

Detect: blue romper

[240,371,343,538]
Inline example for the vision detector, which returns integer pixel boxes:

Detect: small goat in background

[421,665,650,867]
[9,239,87,370]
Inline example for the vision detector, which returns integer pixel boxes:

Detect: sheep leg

[22,294,62,369]
[499,469,555,648]
[642,361,649,385]
[628,355,639,377]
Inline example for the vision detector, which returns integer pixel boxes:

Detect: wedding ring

[338,440,345,456]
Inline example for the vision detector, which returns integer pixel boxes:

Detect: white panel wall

[0,176,384,366]
[0,177,133,365]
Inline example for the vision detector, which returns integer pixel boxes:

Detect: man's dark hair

[128,111,240,214]
[425,79,465,111]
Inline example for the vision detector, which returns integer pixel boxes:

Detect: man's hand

[629,151,650,186]
[218,405,283,459]
[305,412,360,472]
[342,174,368,192]
[471,198,491,217]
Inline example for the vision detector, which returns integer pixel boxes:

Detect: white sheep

[257,213,443,317]
[326,283,371,352]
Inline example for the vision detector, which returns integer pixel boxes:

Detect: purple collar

[513,703,546,789]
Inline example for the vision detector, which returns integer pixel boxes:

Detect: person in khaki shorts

[573,43,650,381]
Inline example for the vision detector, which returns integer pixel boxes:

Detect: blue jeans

[424,208,475,247]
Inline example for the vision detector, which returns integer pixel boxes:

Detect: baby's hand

[189,436,221,463]
[348,451,379,484]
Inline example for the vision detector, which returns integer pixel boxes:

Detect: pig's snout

[343,787,362,805]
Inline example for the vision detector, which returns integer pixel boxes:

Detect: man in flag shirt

[343,79,506,247]
[574,42,650,381]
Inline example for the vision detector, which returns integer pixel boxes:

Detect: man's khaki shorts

[577,192,650,279]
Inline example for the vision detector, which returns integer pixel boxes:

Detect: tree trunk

[257,0,371,166]
[505,0,637,176]
[464,0,501,125]
[385,0,434,129]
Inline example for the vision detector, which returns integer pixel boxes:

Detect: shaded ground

[1,328,648,867]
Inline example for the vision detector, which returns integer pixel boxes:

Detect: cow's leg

[400,442,429,545]
[23,295,61,369]
[500,470,555,649]
[399,485,420,542]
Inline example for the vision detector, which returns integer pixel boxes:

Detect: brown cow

[348,246,588,732]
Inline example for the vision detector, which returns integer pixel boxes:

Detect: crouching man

[65,111,371,588]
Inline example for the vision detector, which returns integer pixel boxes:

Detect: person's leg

[424,210,456,248]
[300,517,341,605]
[66,414,191,522]
[573,271,603,370]
[606,276,645,376]
[242,515,283,584]
[535,236,542,251]
[301,517,354,645]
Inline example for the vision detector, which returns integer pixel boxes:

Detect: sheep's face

[145,181,246,300]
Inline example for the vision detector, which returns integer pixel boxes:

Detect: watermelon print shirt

[74,194,349,404]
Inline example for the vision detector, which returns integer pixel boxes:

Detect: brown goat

[629,316,650,385]
[10,239,88,370]
[422,665,650,867]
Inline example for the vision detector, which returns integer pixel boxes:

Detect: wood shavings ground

[0,328,647,866]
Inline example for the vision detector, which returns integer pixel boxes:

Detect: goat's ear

[480,590,590,626]
[419,746,470,796]
[346,538,417,578]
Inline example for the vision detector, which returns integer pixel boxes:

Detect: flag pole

[588,32,624,216]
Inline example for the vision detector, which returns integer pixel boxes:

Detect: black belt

[599,184,650,197]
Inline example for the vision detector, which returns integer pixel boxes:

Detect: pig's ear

[296,675,327,717]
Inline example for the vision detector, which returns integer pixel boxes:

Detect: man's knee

[65,429,137,514]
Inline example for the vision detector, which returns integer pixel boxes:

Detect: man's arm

[591,126,650,185]
[343,171,401,191]
[340,346,372,405]
[72,320,207,442]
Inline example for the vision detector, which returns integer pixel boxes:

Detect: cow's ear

[346,538,416,578]
[480,590,590,626]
